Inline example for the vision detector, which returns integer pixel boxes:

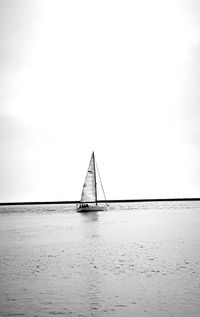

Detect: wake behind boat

[76,152,109,212]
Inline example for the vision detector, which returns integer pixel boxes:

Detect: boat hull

[76,205,108,212]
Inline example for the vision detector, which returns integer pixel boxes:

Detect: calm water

[0,201,200,316]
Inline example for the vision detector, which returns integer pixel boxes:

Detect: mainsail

[81,152,97,203]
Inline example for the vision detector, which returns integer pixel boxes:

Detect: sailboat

[76,152,109,212]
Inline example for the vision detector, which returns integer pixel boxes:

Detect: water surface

[0,201,200,316]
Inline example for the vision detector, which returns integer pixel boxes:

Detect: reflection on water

[0,202,200,316]
[80,211,99,223]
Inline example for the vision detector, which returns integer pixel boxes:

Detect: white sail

[81,153,96,203]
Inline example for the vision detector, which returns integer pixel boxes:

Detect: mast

[93,152,98,205]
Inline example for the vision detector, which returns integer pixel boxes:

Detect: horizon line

[0,197,200,206]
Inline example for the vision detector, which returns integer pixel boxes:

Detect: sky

[0,0,200,202]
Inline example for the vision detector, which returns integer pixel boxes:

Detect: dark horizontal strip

[0,198,200,206]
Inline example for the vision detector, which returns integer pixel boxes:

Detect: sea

[0,201,200,317]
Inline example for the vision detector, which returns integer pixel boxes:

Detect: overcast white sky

[0,0,200,202]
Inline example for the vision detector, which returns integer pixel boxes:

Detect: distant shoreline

[0,198,200,206]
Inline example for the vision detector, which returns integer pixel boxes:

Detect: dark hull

[76,205,108,212]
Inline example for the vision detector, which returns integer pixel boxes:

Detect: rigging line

[96,161,109,206]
